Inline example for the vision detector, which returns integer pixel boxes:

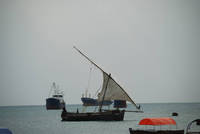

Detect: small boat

[46,82,65,110]
[129,117,184,134]
[61,46,142,121]
[172,112,178,116]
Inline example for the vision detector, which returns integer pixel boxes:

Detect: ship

[61,46,142,121]
[46,82,65,110]
[81,86,112,106]
[81,97,112,106]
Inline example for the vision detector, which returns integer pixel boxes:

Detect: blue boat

[46,82,65,110]
[0,128,12,134]
[46,95,65,110]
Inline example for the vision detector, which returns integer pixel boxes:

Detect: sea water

[0,103,199,134]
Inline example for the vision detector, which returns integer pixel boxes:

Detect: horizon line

[0,101,200,107]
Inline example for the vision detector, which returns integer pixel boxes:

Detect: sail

[98,72,139,109]
[73,46,140,110]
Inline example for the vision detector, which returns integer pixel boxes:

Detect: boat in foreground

[61,46,142,121]
[129,129,184,134]
[129,117,184,134]
[61,108,125,121]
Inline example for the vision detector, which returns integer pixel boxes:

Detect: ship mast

[99,73,110,112]
[73,46,107,75]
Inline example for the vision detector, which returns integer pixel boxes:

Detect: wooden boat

[61,108,125,121]
[129,117,184,134]
[61,46,142,121]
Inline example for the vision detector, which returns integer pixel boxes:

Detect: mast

[73,46,107,74]
[99,74,111,112]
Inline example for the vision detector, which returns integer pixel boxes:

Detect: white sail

[98,72,139,109]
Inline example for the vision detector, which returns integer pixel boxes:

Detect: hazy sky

[0,0,200,106]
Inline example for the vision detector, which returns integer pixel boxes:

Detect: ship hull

[61,108,125,121]
[46,98,65,110]
[129,128,184,134]
[81,97,112,106]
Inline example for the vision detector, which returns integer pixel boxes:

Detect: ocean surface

[0,103,199,134]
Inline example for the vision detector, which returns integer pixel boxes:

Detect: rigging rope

[93,86,101,98]
[85,65,92,97]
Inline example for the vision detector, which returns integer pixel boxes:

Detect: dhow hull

[61,109,125,121]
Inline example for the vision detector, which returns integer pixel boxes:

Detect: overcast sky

[0,0,200,106]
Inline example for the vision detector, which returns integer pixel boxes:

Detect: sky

[0,0,200,106]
